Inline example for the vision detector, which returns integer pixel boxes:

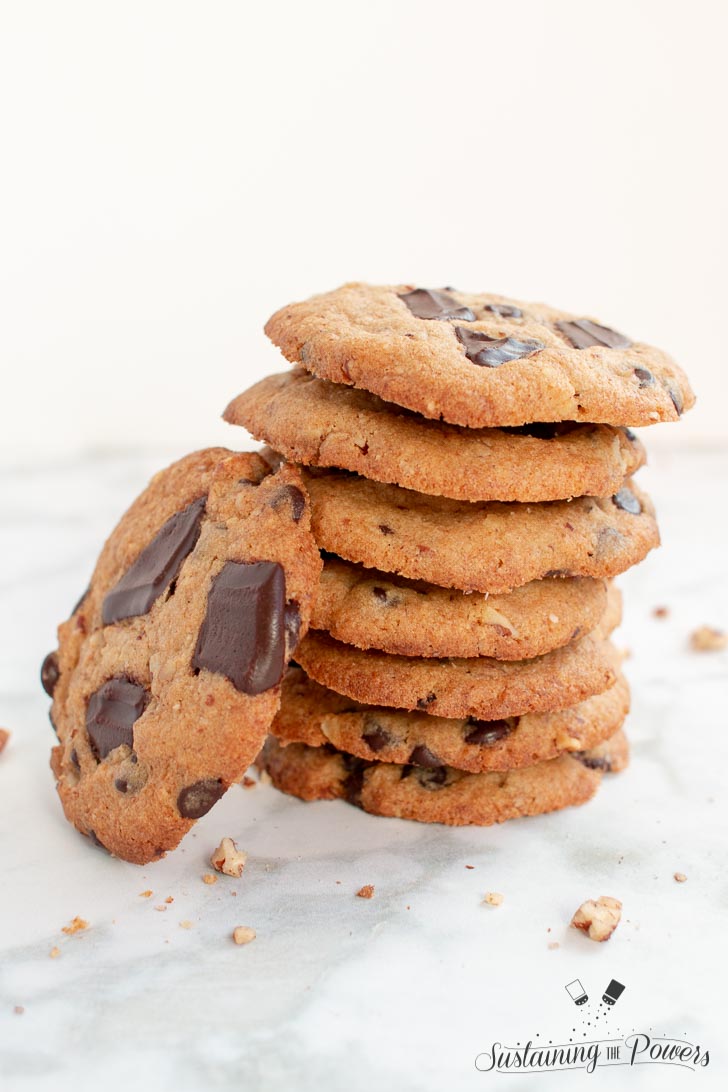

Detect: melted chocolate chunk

[41,651,60,696]
[409,744,441,768]
[416,692,437,710]
[114,778,128,793]
[623,427,638,442]
[284,600,301,656]
[192,560,287,694]
[667,385,684,415]
[464,718,517,745]
[633,366,655,388]
[455,326,544,367]
[413,765,448,790]
[362,722,392,752]
[612,487,642,515]
[483,303,523,318]
[271,484,306,522]
[341,755,368,805]
[86,676,149,761]
[103,496,206,624]
[573,753,611,772]
[556,319,631,350]
[372,587,389,602]
[378,524,395,535]
[177,778,225,819]
[398,288,476,322]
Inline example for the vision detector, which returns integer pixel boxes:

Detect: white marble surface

[1,446,726,1091]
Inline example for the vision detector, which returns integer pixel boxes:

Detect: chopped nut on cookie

[232,925,256,945]
[211,837,248,878]
[690,626,727,652]
[571,896,622,942]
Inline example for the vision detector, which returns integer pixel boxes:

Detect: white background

[1,0,726,460]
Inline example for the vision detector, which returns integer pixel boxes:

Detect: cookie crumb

[242,775,256,788]
[652,605,670,619]
[483,892,504,907]
[154,905,167,912]
[690,626,727,652]
[13,1006,24,1015]
[179,920,193,930]
[548,942,560,950]
[139,890,153,898]
[0,728,10,753]
[210,837,248,878]
[356,884,375,899]
[571,896,622,942]
[465,864,474,870]
[49,947,61,959]
[165,896,174,904]
[232,925,256,946]
[674,872,687,883]
[61,916,88,935]
[202,872,218,885]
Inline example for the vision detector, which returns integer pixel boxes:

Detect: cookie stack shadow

[224,284,694,827]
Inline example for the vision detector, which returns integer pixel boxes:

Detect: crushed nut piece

[50,947,61,958]
[61,916,88,935]
[483,892,504,907]
[652,606,670,619]
[139,890,153,898]
[0,728,10,753]
[179,920,193,930]
[571,896,622,942]
[232,925,256,945]
[674,872,687,883]
[202,873,218,885]
[356,885,375,899]
[690,626,727,652]
[211,837,248,878]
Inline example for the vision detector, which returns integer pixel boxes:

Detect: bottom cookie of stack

[257,668,629,826]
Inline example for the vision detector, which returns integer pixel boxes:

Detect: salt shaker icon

[565,979,588,1005]
[602,979,625,1006]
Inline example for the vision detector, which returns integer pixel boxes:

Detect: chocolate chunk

[398,288,476,322]
[70,748,79,769]
[667,385,684,415]
[573,753,611,772]
[623,427,638,442]
[633,366,655,388]
[362,721,392,752]
[414,765,448,790]
[483,303,523,318]
[556,319,631,350]
[378,524,394,535]
[41,651,60,696]
[114,778,128,793]
[455,326,544,367]
[192,560,287,694]
[341,755,368,805]
[372,587,388,602]
[409,744,441,768]
[284,600,301,655]
[103,496,206,624]
[612,487,642,515]
[86,676,149,761]
[464,718,517,745]
[416,692,437,709]
[271,484,306,523]
[177,778,225,819]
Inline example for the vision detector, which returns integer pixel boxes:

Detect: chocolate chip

[482,303,523,318]
[623,427,638,442]
[416,692,437,709]
[633,366,655,388]
[271,484,306,522]
[556,319,631,350]
[177,778,225,819]
[86,676,149,760]
[409,744,441,768]
[464,718,517,745]
[454,326,544,367]
[378,524,395,535]
[667,385,684,415]
[372,587,388,602]
[341,758,368,805]
[362,720,392,752]
[284,600,301,656]
[573,753,611,772]
[41,651,60,696]
[414,766,448,790]
[103,496,206,624]
[70,748,79,769]
[114,778,128,793]
[192,560,287,694]
[398,288,475,322]
[612,487,642,515]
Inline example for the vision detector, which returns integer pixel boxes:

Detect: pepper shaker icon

[602,979,625,1006]
[565,979,588,1005]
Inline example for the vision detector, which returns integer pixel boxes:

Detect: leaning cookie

[295,586,621,721]
[224,369,646,502]
[273,666,630,772]
[43,448,321,864]
[265,283,693,428]
[257,730,629,826]
[303,469,659,594]
[314,556,609,659]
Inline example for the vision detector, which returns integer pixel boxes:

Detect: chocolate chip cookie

[257,729,629,826]
[264,283,694,428]
[314,556,609,659]
[273,665,630,772]
[295,586,621,720]
[44,448,321,864]
[224,369,646,502]
[303,469,659,594]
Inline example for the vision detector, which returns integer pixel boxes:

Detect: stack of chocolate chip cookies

[225,283,694,827]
